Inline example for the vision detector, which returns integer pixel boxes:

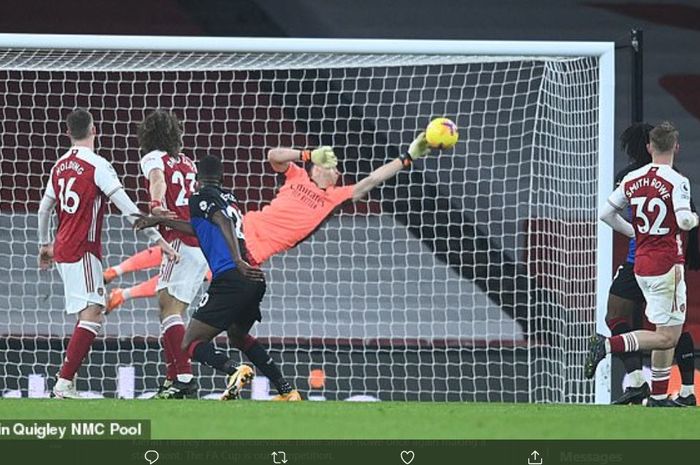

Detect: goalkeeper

[130,134,432,399]
[111,132,431,312]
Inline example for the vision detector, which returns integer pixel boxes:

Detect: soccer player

[589,122,700,407]
[606,123,698,405]
[134,133,432,400]
[37,108,178,399]
[136,110,209,399]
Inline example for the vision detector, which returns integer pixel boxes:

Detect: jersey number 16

[57,177,80,214]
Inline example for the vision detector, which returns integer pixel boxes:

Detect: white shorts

[157,240,209,304]
[56,253,106,314]
[636,264,687,327]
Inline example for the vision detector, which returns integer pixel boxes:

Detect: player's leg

[604,263,648,402]
[107,248,211,313]
[182,318,240,377]
[586,265,686,381]
[219,320,256,400]
[644,324,684,406]
[674,331,697,406]
[606,292,648,404]
[153,290,196,398]
[225,322,298,401]
[182,270,243,381]
[54,304,103,398]
[226,272,300,401]
[152,243,208,399]
[181,271,250,388]
[646,350,686,407]
[106,275,158,312]
[54,254,106,399]
[103,246,162,283]
[617,325,681,351]
[107,268,212,313]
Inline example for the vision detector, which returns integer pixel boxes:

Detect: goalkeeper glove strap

[398,151,413,168]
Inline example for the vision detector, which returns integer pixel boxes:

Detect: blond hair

[649,121,679,153]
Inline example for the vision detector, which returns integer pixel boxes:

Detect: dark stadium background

[1,0,700,400]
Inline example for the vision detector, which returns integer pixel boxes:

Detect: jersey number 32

[630,197,670,236]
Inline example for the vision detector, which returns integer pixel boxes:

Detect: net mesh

[0,47,600,402]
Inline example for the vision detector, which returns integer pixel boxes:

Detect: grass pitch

[1,399,699,439]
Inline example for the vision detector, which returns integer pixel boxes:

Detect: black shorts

[192,269,266,331]
[609,262,645,303]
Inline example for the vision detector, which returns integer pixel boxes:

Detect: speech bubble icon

[144,450,159,464]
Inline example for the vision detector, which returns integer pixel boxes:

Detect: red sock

[162,315,192,378]
[608,333,638,354]
[160,328,177,381]
[608,335,625,353]
[59,321,99,380]
[651,367,671,397]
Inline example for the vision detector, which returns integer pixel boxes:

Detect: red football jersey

[47,147,123,263]
[140,150,199,247]
[608,164,692,276]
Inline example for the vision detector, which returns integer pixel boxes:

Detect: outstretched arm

[351,132,431,202]
[352,159,404,201]
[133,214,196,236]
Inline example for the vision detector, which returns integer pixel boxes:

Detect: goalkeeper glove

[399,132,430,168]
[302,146,338,168]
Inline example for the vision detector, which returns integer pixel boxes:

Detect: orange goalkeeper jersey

[242,163,354,264]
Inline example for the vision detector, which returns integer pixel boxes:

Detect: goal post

[595,47,615,405]
[0,34,614,403]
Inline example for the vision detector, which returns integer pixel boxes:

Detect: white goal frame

[0,33,614,403]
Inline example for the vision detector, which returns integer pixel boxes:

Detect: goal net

[0,37,612,403]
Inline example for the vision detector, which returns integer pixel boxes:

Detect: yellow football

[425,117,459,150]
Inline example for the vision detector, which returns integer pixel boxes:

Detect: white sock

[177,374,193,383]
[604,339,611,354]
[680,385,695,398]
[651,394,667,400]
[628,369,646,388]
[55,378,73,389]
